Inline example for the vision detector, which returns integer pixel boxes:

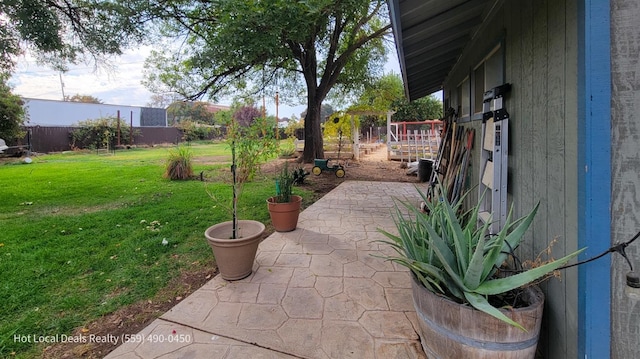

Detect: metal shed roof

[388,0,494,101]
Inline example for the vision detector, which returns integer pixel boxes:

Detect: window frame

[457,76,471,122]
[471,44,504,121]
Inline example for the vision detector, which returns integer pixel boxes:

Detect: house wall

[443,1,580,357]
[23,98,143,127]
[611,1,640,358]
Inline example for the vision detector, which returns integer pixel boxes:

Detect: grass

[0,142,299,358]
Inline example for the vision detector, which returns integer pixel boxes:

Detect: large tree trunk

[302,97,324,163]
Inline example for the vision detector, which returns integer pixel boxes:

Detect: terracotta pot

[205,220,265,281]
[267,195,302,232]
[411,275,544,359]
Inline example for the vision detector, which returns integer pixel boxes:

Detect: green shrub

[70,117,136,149]
[278,138,296,158]
[227,110,278,182]
[284,118,303,139]
[292,166,309,185]
[164,145,194,180]
[176,120,214,141]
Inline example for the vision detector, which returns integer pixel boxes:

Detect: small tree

[324,112,358,142]
[214,105,277,239]
[0,76,25,142]
[233,106,262,129]
[228,106,278,182]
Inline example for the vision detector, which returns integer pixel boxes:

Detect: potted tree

[267,162,303,232]
[205,107,277,281]
[379,186,583,358]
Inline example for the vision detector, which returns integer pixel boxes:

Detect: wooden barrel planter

[411,276,544,359]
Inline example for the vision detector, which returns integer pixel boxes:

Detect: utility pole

[275,91,279,139]
[59,72,66,101]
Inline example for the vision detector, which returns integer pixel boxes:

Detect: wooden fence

[388,130,441,162]
[16,126,184,154]
[387,120,442,162]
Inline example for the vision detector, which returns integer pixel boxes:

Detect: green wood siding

[611,0,640,358]
[443,1,580,357]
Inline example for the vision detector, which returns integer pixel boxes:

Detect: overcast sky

[9,46,402,120]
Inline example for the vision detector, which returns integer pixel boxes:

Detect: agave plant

[379,186,584,330]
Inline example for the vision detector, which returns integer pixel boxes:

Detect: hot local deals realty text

[14,334,120,345]
[14,333,191,345]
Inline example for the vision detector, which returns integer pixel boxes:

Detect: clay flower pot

[267,195,302,232]
[205,220,265,281]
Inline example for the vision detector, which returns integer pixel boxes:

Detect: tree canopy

[300,104,336,125]
[392,95,443,121]
[351,73,443,127]
[352,73,404,128]
[167,102,216,126]
[0,75,25,142]
[141,0,392,162]
[65,94,103,103]
[2,1,393,162]
[356,74,405,113]
[0,0,147,74]
[0,1,145,143]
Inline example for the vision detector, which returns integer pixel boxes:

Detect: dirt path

[342,146,412,181]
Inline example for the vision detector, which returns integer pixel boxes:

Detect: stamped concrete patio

[106,181,427,359]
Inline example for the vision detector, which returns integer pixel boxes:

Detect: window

[473,63,485,114]
[444,91,451,114]
[484,45,504,90]
[457,77,470,121]
[471,44,504,120]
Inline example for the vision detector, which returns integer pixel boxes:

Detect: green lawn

[0,142,297,358]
